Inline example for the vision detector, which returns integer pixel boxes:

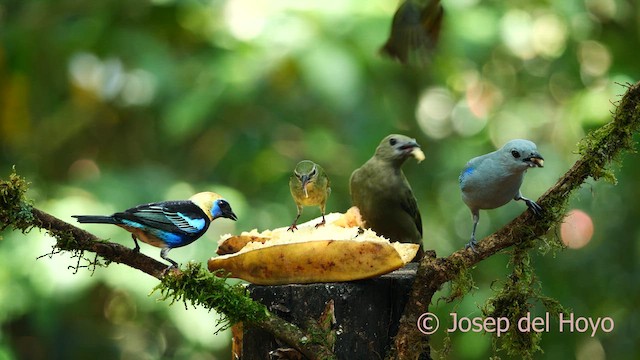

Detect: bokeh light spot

[561,209,594,249]
[416,87,455,139]
[578,40,611,79]
[532,13,568,59]
[501,10,534,59]
[224,0,268,41]
[68,159,101,182]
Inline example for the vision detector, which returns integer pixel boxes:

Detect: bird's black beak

[525,154,544,168]
[300,174,311,198]
[223,209,238,221]
[398,139,420,151]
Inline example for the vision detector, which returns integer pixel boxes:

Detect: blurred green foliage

[1,0,639,359]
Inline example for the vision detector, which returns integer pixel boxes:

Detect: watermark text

[416,312,614,336]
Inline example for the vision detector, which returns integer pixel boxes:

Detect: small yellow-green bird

[350,134,424,260]
[288,160,331,231]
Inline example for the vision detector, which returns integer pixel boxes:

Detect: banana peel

[209,207,419,285]
[209,239,417,285]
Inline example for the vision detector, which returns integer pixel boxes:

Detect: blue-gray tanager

[459,139,544,251]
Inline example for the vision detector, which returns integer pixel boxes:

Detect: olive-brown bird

[350,134,425,260]
[288,160,331,231]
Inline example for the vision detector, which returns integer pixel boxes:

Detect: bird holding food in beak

[459,139,544,252]
[350,134,425,261]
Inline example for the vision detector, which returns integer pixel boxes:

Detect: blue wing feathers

[459,166,474,183]
[165,212,207,233]
[73,200,211,249]
[116,200,209,235]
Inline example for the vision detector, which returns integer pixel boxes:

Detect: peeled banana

[208,208,419,285]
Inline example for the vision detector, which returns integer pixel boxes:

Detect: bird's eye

[511,150,521,158]
[389,138,397,146]
[218,200,230,210]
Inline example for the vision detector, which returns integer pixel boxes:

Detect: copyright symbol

[417,312,439,335]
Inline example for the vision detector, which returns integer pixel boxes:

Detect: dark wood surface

[235,263,418,359]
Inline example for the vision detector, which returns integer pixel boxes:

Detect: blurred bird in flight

[380,0,444,66]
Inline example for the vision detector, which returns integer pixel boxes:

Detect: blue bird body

[459,139,544,251]
[72,192,237,268]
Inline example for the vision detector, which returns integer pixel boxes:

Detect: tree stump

[233,263,418,359]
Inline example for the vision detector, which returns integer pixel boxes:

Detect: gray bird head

[375,134,422,166]
[499,139,544,170]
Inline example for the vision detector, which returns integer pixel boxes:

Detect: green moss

[153,263,268,330]
[51,228,86,250]
[305,321,334,350]
[576,83,640,185]
[482,244,567,359]
[0,167,34,237]
[444,265,476,303]
[430,332,452,360]
[303,302,337,351]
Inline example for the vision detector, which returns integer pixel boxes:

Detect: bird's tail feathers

[71,215,117,224]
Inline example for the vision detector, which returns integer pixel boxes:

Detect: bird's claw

[314,219,326,229]
[287,224,298,232]
[161,264,178,277]
[525,199,543,216]
[465,238,478,253]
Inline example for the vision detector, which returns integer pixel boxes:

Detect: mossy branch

[0,172,335,360]
[388,81,640,360]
